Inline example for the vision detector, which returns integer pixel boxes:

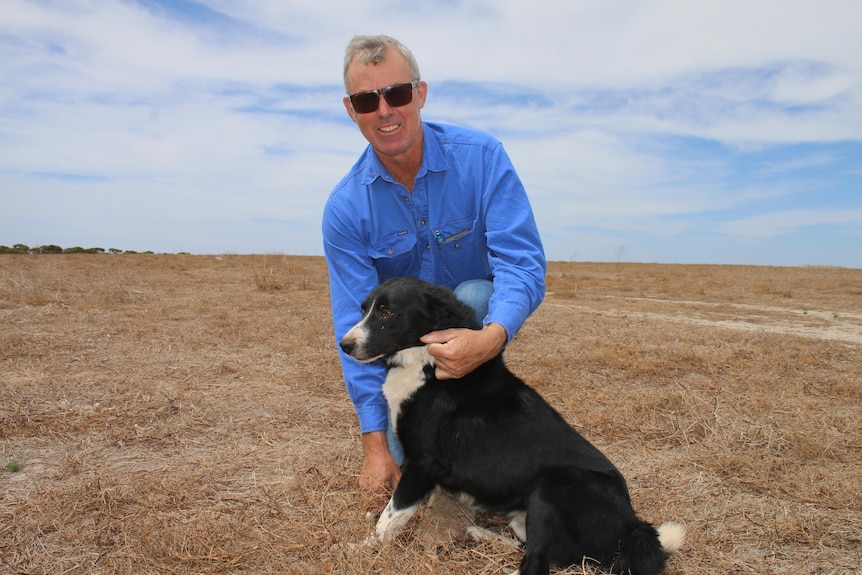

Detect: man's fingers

[420,329,455,344]
[358,475,393,510]
[360,489,390,513]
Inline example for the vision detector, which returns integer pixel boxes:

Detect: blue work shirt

[323,121,546,433]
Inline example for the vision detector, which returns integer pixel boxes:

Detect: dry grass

[1,255,860,575]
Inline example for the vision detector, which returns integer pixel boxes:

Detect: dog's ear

[425,284,481,330]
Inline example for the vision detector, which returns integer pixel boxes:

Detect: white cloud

[1,0,861,266]
[716,209,862,240]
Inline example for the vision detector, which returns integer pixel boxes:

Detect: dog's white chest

[383,346,434,434]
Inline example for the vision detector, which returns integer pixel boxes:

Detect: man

[323,35,546,499]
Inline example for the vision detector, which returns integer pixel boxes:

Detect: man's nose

[376,95,393,116]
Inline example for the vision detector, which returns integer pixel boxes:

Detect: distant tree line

[0,244,152,255]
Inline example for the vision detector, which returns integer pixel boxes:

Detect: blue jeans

[386,279,493,465]
[453,278,494,324]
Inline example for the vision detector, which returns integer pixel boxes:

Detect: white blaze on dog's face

[339,293,390,362]
[338,278,427,362]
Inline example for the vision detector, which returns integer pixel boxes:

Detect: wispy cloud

[717,208,862,240]
[1,0,860,265]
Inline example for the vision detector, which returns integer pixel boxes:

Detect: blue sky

[2,0,861,266]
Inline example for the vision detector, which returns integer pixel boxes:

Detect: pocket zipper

[435,228,470,243]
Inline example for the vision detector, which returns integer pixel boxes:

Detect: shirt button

[420,219,426,226]
[388,248,394,255]
[404,196,410,202]
[425,244,430,249]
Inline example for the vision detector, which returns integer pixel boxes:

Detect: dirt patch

[545,296,862,345]
[2,256,860,574]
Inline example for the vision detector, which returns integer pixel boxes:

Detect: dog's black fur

[340,276,683,575]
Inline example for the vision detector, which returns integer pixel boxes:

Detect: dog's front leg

[373,462,435,543]
[375,497,421,542]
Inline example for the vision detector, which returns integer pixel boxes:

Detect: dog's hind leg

[508,511,527,543]
[517,552,550,575]
[465,510,526,547]
[516,511,554,575]
[465,525,522,547]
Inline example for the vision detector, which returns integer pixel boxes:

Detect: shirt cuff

[355,403,390,434]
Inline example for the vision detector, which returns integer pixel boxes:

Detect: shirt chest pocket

[432,217,486,282]
[434,217,480,251]
[367,230,417,280]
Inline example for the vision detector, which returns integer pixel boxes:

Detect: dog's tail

[613,520,686,575]
[657,521,686,554]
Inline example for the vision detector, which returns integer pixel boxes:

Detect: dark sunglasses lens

[350,83,415,114]
[383,84,414,108]
[350,92,380,114]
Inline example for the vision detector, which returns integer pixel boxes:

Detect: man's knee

[453,279,493,323]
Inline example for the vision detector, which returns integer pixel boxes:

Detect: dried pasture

[1,255,860,574]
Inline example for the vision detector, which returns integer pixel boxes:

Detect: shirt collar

[359,122,450,186]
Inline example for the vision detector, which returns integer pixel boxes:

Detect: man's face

[343,50,427,162]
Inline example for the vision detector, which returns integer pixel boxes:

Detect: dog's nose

[339,337,356,356]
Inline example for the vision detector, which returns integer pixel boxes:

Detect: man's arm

[359,431,402,508]
[480,143,546,346]
[323,194,392,434]
[325,194,402,499]
[423,140,544,380]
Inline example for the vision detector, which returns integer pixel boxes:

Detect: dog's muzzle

[339,335,358,357]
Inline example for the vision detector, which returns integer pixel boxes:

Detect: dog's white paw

[466,525,522,548]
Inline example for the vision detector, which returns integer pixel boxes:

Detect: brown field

[1,254,860,575]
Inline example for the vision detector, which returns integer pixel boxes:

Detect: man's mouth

[379,124,399,133]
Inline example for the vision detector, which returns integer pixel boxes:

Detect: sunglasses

[348,81,419,114]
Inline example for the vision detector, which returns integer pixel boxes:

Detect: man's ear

[416,80,428,110]
[343,96,357,123]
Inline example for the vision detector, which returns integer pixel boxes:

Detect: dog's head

[339,276,480,363]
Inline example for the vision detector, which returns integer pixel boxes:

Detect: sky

[2,0,861,267]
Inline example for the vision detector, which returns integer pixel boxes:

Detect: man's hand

[359,431,402,511]
[421,323,508,380]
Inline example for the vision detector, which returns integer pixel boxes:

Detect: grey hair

[343,35,421,93]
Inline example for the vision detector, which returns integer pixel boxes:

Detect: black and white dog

[339,276,685,575]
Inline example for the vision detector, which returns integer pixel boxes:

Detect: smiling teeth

[380,125,399,132]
